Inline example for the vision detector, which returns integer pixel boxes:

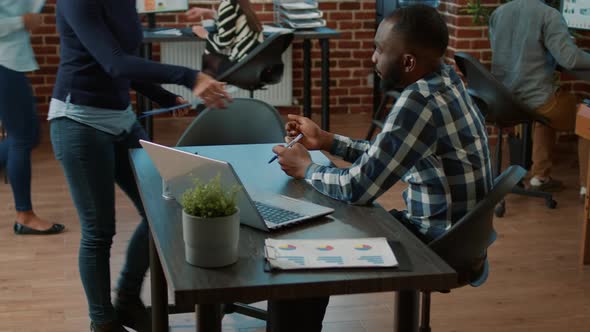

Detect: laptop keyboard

[254,201,305,225]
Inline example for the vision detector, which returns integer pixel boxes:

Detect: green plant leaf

[181,174,240,218]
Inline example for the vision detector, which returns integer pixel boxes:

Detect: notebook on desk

[140,140,334,232]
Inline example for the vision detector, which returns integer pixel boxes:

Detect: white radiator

[160,41,293,106]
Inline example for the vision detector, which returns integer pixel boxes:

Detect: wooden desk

[575,104,590,265]
[129,144,456,332]
[563,67,590,264]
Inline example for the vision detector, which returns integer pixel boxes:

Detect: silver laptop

[139,140,334,231]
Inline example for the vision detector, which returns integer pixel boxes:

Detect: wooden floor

[1,113,590,332]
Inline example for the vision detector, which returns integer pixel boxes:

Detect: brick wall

[440,0,590,98]
[27,0,590,119]
[28,0,378,117]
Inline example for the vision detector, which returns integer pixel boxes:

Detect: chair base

[494,124,557,217]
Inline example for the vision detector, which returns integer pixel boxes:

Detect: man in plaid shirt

[273,15,492,245]
[268,5,493,331]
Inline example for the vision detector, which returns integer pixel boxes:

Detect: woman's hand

[172,96,191,117]
[22,13,42,32]
[185,7,216,21]
[192,25,209,39]
[193,72,232,109]
[284,114,334,151]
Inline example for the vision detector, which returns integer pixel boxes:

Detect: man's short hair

[386,5,449,57]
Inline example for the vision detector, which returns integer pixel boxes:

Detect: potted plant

[180,174,241,267]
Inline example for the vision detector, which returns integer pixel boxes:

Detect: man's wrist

[319,131,334,151]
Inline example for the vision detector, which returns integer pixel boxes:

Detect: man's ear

[402,54,416,72]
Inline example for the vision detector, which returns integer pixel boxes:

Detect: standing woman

[51,1,230,331]
[187,0,265,76]
[0,1,65,235]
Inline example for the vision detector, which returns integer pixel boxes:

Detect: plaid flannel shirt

[305,65,493,240]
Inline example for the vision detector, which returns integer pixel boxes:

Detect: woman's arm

[59,0,198,89]
[130,82,178,108]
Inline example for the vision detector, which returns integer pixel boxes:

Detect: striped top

[206,0,264,62]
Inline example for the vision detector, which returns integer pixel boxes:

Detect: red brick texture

[28,0,378,116]
[26,0,590,119]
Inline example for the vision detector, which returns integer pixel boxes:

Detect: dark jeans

[267,209,429,330]
[0,65,40,212]
[50,118,149,324]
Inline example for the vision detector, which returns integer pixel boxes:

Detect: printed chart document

[264,237,398,270]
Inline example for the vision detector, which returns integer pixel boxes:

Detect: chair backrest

[428,165,526,287]
[176,98,286,146]
[216,31,294,92]
[454,52,548,127]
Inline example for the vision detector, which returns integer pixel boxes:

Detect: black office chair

[176,97,286,321]
[454,52,557,217]
[214,31,294,98]
[419,165,526,332]
[176,98,285,146]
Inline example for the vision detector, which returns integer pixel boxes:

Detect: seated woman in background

[186,0,264,76]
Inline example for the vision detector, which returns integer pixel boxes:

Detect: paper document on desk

[153,29,182,36]
[264,238,398,270]
[263,25,294,34]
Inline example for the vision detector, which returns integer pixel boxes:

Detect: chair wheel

[546,199,557,209]
[494,204,505,217]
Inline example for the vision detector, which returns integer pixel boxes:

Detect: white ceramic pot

[182,209,240,267]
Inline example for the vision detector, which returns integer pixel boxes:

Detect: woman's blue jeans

[0,65,40,212]
[50,118,149,324]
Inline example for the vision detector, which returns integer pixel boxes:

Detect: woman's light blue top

[0,0,39,72]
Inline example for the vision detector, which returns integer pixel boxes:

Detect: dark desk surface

[143,26,340,43]
[129,144,456,305]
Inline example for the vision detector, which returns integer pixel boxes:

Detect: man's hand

[185,7,216,20]
[192,25,209,39]
[272,143,312,179]
[172,96,191,117]
[284,114,334,151]
[23,13,42,33]
[193,72,232,109]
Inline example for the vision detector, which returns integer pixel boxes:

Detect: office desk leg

[303,39,312,119]
[394,290,419,332]
[583,153,590,264]
[319,38,330,131]
[196,304,222,332]
[141,42,154,140]
[150,233,169,332]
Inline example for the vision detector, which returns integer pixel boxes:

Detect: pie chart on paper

[354,244,372,251]
[316,245,334,251]
[278,244,297,251]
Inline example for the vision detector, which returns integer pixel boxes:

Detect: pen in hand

[268,133,304,164]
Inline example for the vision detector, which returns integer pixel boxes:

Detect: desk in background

[140,27,340,136]
[562,68,590,265]
[576,102,590,265]
[129,143,456,332]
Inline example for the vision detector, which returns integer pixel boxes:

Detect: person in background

[489,0,590,197]
[52,1,231,331]
[268,5,493,331]
[186,0,264,76]
[0,1,65,235]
